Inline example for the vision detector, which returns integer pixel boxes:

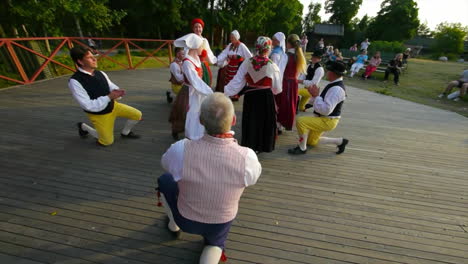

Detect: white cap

[231,30,240,40]
[273,32,286,52]
[174,33,203,49]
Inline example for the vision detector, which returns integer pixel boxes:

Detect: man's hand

[108,89,125,100]
[307,84,320,97]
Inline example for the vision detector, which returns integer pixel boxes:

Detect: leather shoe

[77,122,88,138]
[336,138,349,154]
[288,146,307,155]
[121,132,140,139]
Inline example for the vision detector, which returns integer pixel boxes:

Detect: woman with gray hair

[224,36,282,153]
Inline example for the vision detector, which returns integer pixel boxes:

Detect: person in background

[362,51,381,80]
[438,69,468,102]
[360,38,371,51]
[349,49,368,78]
[270,32,288,81]
[316,38,325,51]
[191,18,217,86]
[349,44,358,51]
[168,47,189,140]
[215,30,252,101]
[158,93,262,264]
[167,47,185,103]
[288,61,349,155]
[298,50,324,112]
[69,46,142,146]
[174,33,213,140]
[402,48,411,65]
[301,34,309,53]
[383,53,403,86]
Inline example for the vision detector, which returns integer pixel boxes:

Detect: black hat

[326,61,347,76]
[311,49,323,58]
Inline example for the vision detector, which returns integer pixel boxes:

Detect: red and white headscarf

[255,36,272,55]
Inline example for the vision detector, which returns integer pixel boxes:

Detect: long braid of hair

[288,34,307,76]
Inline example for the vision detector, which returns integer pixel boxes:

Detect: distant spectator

[349,44,358,51]
[402,48,411,64]
[438,69,468,101]
[360,38,370,51]
[362,51,382,80]
[87,37,97,54]
[301,35,309,53]
[326,46,334,59]
[329,49,341,62]
[383,53,403,85]
[316,38,324,51]
[349,49,368,77]
[335,51,343,61]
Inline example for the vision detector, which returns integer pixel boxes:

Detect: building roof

[313,24,344,36]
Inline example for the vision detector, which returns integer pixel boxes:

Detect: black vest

[70,70,114,115]
[306,62,322,80]
[314,80,346,117]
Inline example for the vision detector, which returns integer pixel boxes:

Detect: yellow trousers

[87,101,142,146]
[296,116,339,146]
[171,83,182,95]
[298,88,311,112]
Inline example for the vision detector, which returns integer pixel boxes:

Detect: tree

[433,22,468,54]
[367,0,419,42]
[417,21,433,37]
[302,1,321,35]
[264,0,303,37]
[325,0,362,27]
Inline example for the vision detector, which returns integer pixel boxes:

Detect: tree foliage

[433,22,468,54]
[302,2,321,35]
[325,0,362,27]
[367,0,419,42]
[417,21,433,37]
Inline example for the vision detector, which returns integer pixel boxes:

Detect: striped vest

[178,135,248,224]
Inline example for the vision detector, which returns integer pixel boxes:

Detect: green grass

[344,58,468,117]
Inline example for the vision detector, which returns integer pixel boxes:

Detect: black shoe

[171,132,179,141]
[77,122,89,138]
[336,138,349,154]
[305,104,313,110]
[121,131,140,139]
[166,91,173,103]
[277,129,282,135]
[288,146,307,155]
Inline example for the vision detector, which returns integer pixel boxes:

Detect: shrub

[368,40,405,53]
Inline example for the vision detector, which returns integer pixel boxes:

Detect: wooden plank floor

[0,68,467,264]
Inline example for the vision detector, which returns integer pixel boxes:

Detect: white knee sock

[299,133,309,151]
[160,193,180,232]
[319,137,343,146]
[121,119,139,135]
[199,246,222,264]
[81,123,98,139]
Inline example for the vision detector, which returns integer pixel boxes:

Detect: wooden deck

[0,68,467,264]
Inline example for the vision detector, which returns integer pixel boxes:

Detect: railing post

[168,41,173,65]
[124,40,133,69]
[6,41,29,84]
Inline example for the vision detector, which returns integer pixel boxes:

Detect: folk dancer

[225,36,282,153]
[297,50,324,112]
[191,18,217,86]
[158,93,262,264]
[69,46,142,146]
[174,33,213,140]
[288,61,349,155]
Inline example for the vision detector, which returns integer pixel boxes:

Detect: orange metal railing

[0,37,174,85]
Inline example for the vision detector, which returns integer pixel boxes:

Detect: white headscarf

[174,33,203,49]
[273,32,286,52]
[231,30,240,40]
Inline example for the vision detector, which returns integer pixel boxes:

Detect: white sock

[319,137,343,146]
[299,133,309,151]
[160,194,180,232]
[121,119,139,135]
[81,123,98,139]
[199,246,223,264]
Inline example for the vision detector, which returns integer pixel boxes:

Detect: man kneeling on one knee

[288,60,349,155]
[158,93,261,264]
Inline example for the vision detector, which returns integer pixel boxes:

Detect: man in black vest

[69,46,142,146]
[298,50,324,112]
[288,60,349,155]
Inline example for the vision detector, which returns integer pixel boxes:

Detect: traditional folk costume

[270,32,287,81]
[215,30,252,94]
[298,51,324,112]
[191,18,217,86]
[168,57,189,139]
[174,33,213,140]
[69,68,142,146]
[288,61,349,155]
[225,37,281,153]
[275,48,299,130]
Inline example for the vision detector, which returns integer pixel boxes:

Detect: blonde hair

[287,34,307,75]
[200,93,234,135]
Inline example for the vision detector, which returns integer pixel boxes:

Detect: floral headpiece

[255,36,272,55]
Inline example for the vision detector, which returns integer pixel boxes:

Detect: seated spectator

[362,51,382,79]
[360,38,371,51]
[438,69,468,101]
[383,53,403,85]
[326,46,334,59]
[349,49,368,77]
[402,48,411,65]
[158,93,262,264]
[335,51,344,61]
[349,44,358,51]
[329,48,341,62]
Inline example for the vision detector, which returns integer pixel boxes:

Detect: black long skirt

[241,88,277,153]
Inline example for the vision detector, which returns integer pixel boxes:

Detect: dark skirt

[241,87,277,153]
[215,66,227,93]
[168,85,189,133]
[275,78,298,130]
